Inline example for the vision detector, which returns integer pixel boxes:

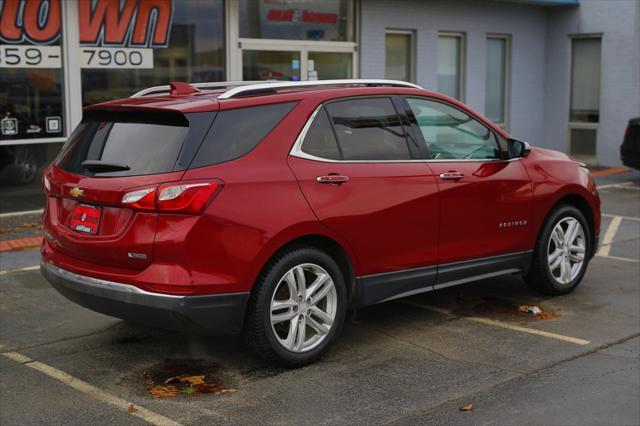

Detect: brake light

[121,187,156,210]
[121,180,221,214]
[157,181,219,213]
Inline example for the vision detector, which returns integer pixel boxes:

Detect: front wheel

[525,205,591,295]
[244,246,347,367]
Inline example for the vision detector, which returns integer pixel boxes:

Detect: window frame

[384,29,416,83]
[437,32,466,102]
[291,95,512,163]
[485,34,511,129]
[293,95,424,163]
[401,96,510,162]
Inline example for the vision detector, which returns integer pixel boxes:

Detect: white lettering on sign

[80,47,153,69]
[0,45,62,68]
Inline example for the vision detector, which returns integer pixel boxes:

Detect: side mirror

[508,139,531,158]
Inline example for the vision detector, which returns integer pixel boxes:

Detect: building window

[385,30,415,82]
[1,0,65,142]
[437,33,464,100]
[239,0,355,42]
[569,36,602,161]
[79,0,225,106]
[485,35,510,127]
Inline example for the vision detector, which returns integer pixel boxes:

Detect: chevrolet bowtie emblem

[69,187,84,198]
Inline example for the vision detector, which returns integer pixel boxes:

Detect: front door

[288,96,439,305]
[404,97,533,269]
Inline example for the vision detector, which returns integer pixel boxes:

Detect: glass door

[307,52,352,80]
[238,43,355,81]
[242,50,301,81]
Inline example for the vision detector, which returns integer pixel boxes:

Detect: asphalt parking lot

[1,173,639,425]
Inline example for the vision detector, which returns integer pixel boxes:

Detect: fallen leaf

[165,374,205,386]
[459,403,473,412]
[149,385,178,398]
[127,404,138,413]
[535,311,556,320]
[215,388,237,395]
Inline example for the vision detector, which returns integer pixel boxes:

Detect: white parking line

[0,265,40,276]
[597,216,623,257]
[1,351,182,426]
[602,213,640,222]
[596,254,640,263]
[400,300,591,345]
[597,181,639,190]
[0,209,44,219]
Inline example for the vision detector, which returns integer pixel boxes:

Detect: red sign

[70,204,101,234]
[0,0,173,47]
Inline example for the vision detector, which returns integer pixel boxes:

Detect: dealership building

[0,0,639,211]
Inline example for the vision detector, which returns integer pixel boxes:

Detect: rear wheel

[525,205,591,295]
[245,246,347,367]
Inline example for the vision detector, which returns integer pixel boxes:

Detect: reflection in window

[80,0,225,105]
[407,98,499,160]
[437,34,464,100]
[1,3,64,141]
[325,98,410,161]
[239,0,355,42]
[243,50,301,81]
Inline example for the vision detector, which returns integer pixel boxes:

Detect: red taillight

[121,180,221,214]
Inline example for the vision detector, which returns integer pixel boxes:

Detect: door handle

[316,175,350,184]
[439,171,464,181]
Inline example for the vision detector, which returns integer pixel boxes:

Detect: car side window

[300,107,342,160]
[406,97,501,160]
[323,97,411,161]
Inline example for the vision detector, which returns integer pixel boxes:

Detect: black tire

[244,246,347,367]
[525,204,592,295]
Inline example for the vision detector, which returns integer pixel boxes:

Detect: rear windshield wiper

[81,160,130,173]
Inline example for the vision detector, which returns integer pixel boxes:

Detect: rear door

[404,96,533,270]
[288,96,440,304]
[44,109,214,270]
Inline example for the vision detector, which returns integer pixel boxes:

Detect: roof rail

[130,81,267,98]
[217,79,423,99]
[131,79,422,99]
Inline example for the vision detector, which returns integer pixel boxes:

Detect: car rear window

[56,110,208,177]
[190,102,296,168]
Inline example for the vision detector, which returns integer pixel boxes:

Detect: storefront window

[239,0,354,42]
[1,0,65,141]
[79,0,225,105]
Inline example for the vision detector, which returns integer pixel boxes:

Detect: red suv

[41,80,601,366]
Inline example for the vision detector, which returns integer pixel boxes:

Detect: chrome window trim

[289,104,521,164]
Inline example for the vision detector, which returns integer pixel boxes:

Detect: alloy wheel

[547,217,586,285]
[270,263,337,353]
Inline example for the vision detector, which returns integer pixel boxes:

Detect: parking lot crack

[384,332,640,425]
[351,322,525,375]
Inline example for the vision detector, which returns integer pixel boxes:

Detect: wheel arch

[546,193,597,258]
[247,230,360,309]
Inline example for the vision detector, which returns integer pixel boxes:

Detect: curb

[590,167,630,178]
[0,237,43,253]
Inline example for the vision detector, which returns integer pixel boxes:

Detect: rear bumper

[41,260,249,335]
